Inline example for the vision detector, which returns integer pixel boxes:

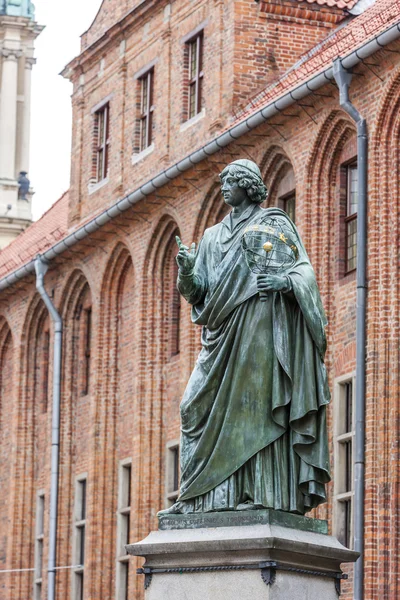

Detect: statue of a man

[161,159,330,516]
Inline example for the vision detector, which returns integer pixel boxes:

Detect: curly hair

[220,164,268,205]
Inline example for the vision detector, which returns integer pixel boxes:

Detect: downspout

[333,60,367,600]
[35,256,63,600]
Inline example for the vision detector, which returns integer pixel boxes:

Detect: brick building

[0,0,400,598]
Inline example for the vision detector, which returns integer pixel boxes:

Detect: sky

[30,0,102,220]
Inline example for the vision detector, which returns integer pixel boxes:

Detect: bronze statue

[160,159,330,516]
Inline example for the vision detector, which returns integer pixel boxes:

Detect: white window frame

[72,474,87,600]
[333,374,356,549]
[116,458,132,600]
[33,491,45,600]
[165,439,180,507]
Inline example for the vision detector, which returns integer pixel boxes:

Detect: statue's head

[219,159,268,206]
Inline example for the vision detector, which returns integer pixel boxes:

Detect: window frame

[116,459,132,600]
[344,161,358,274]
[187,32,204,120]
[95,103,110,183]
[279,191,296,224]
[33,491,45,600]
[72,475,87,600]
[333,374,356,549]
[139,69,154,152]
[165,439,180,507]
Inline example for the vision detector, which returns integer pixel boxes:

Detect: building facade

[0,0,400,598]
[0,0,42,249]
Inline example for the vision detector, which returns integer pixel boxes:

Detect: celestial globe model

[241,215,299,274]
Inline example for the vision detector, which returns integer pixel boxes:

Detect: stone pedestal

[127,510,358,600]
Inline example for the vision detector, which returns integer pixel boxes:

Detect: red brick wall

[0,323,13,598]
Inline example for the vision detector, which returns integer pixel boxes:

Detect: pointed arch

[89,242,136,597]
[56,269,93,597]
[139,214,183,521]
[260,145,295,210]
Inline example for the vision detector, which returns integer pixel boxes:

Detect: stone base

[127,510,359,600]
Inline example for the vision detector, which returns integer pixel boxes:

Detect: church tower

[0,0,43,249]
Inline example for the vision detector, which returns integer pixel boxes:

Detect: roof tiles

[0,192,69,280]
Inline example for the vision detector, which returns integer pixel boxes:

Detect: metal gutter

[1,20,400,293]
[333,60,367,600]
[35,256,63,600]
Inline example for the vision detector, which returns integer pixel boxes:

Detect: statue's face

[221,173,248,207]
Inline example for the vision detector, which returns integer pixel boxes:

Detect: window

[345,162,358,273]
[83,307,92,396]
[139,70,154,152]
[73,477,87,600]
[165,441,180,507]
[277,166,296,222]
[333,377,355,548]
[34,493,45,600]
[282,193,296,224]
[94,104,110,182]
[116,461,132,600]
[187,33,203,120]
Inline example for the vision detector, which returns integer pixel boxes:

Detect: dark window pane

[345,381,353,432]
[345,441,352,493]
[284,195,296,223]
[125,465,132,508]
[345,500,352,548]
[80,480,87,520]
[80,526,85,565]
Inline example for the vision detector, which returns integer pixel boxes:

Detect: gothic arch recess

[141,215,182,517]
[0,318,13,596]
[91,243,136,597]
[260,145,295,209]
[193,179,230,242]
[305,110,356,524]
[6,294,52,599]
[56,269,93,595]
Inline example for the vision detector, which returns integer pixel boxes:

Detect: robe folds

[177,204,331,514]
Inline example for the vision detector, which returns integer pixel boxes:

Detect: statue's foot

[236,502,258,511]
[157,501,185,516]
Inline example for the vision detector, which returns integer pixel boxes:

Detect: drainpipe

[35,255,63,600]
[333,60,367,600]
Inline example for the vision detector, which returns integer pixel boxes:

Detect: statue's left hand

[257,274,288,294]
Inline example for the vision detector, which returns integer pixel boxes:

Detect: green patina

[159,159,331,521]
[0,0,35,19]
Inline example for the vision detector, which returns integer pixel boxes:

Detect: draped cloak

[177,204,331,514]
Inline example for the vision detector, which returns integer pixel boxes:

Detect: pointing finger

[176,236,183,249]
[190,242,196,255]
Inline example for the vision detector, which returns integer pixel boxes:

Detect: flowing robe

[177,204,331,514]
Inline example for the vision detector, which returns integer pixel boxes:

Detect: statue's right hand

[176,236,196,274]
